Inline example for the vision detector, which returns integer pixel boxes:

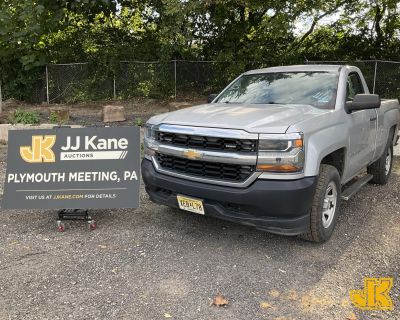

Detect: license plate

[177,195,205,215]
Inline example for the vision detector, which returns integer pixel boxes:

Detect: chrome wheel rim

[385,148,392,176]
[322,182,337,229]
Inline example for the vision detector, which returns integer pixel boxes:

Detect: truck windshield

[216,72,339,109]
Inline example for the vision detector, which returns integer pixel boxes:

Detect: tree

[0,0,118,99]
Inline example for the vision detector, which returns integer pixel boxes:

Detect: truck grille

[157,132,257,153]
[156,153,255,182]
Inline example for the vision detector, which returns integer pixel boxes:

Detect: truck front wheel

[301,164,341,243]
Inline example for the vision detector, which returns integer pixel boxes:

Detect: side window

[346,72,365,101]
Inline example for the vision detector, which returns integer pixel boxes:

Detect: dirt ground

[0,98,205,127]
[0,142,399,319]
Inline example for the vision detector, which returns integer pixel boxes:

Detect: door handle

[370,117,377,122]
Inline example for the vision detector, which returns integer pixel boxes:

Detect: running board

[341,174,373,201]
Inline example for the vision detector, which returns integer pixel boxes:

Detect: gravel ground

[0,144,399,320]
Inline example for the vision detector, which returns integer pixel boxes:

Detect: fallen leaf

[346,312,357,320]
[269,290,280,298]
[211,293,229,307]
[164,313,172,318]
[260,301,273,309]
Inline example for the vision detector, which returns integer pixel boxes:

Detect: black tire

[367,144,393,185]
[301,164,341,243]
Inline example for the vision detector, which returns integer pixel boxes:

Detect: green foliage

[13,109,40,125]
[135,117,144,127]
[0,0,399,102]
[49,112,58,124]
[48,111,67,124]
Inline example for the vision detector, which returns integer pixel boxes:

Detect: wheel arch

[320,148,346,178]
[389,125,397,145]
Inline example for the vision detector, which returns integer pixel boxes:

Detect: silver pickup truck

[142,65,400,242]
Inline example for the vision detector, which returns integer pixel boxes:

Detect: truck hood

[151,103,328,134]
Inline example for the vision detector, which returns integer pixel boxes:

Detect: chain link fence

[306,60,400,98]
[47,63,114,103]
[117,61,175,100]
[1,60,399,104]
[46,60,266,103]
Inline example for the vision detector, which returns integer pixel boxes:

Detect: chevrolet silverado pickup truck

[142,65,400,242]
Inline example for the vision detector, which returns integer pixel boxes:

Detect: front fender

[303,123,348,177]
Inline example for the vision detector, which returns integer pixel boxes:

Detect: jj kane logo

[350,277,393,310]
[20,135,130,163]
[60,135,129,161]
[20,135,56,163]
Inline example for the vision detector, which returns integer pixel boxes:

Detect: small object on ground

[49,107,70,123]
[102,105,126,123]
[270,290,280,298]
[260,301,273,309]
[56,209,96,232]
[211,293,229,307]
[88,220,97,231]
[57,221,65,232]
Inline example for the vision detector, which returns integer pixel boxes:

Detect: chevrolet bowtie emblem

[183,149,202,160]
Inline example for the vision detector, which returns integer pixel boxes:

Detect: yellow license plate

[177,195,205,215]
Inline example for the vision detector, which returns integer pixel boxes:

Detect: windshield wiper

[265,101,290,105]
[221,101,239,104]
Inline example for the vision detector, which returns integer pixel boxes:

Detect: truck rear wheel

[301,164,341,243]
[367,144,393,185]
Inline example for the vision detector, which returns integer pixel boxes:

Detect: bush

[135,117,144,127]
[14,109,40,125]
[49,111,58,124]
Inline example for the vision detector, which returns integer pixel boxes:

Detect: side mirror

[345,94,381,113]
[207,94,218,103]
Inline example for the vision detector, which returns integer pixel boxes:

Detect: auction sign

[1,127,140,209]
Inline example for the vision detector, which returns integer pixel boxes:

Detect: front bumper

[142,159,317,236]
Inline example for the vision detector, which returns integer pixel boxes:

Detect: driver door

[346,72,376,178]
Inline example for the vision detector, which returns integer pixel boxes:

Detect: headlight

[257,133,304,173]
[145,124,157,140]
[144,124,158,160]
